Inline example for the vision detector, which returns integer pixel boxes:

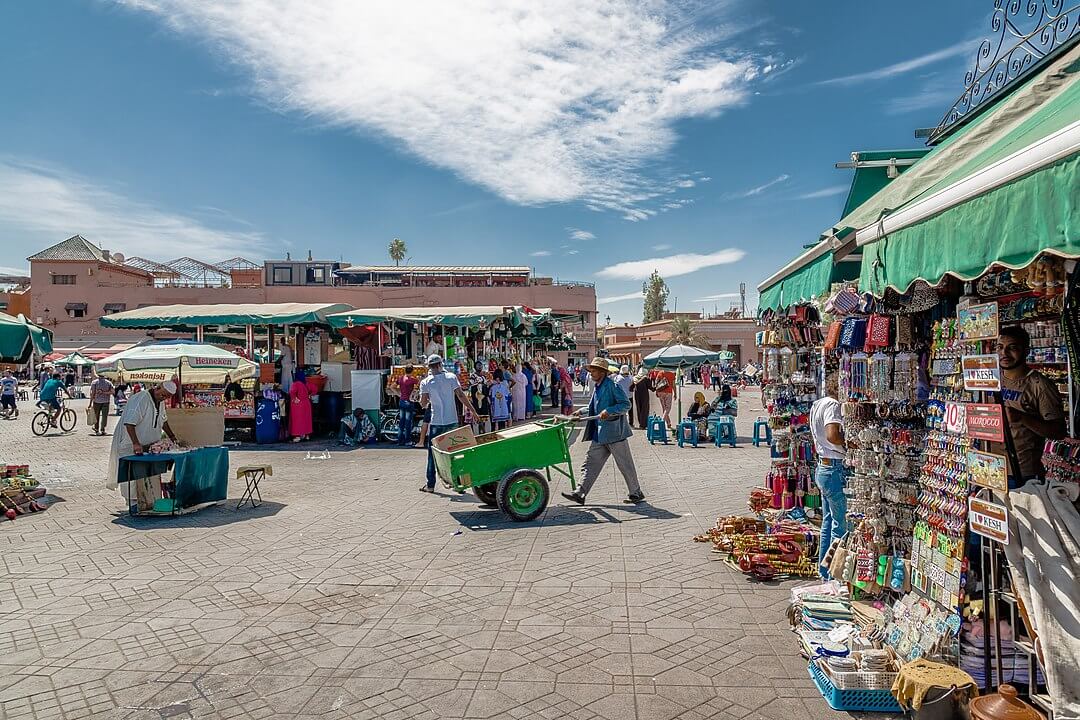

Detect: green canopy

[857,45,1080,294]
[327,305,525,330]
[100,302,354,329]
[0,312,53,364]
[860,154,1079,293]
[758,247,861,312]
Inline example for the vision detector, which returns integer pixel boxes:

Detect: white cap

[161,380,178,395]
[426,354,443,366]
[620,365,630,374]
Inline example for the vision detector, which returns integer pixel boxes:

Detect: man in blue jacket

[561,357,645,505]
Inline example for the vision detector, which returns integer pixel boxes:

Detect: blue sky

[0,1,990,321]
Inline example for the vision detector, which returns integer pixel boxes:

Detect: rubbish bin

[255,397,281,444]
[321,391,345,428]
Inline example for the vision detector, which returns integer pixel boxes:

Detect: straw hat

[586,357,612,373]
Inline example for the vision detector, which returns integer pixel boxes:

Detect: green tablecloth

[118,447,229,511]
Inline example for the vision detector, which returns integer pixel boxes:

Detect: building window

[103,303,127,315]
[51,274,76,285]
[306,266,326,284]
[65,302,87,319]
[272,266,293,284]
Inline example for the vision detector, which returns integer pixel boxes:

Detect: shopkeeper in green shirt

[996,326,1067,483]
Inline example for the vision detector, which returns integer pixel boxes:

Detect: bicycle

[380,408,421,444]
[31,398,77,436]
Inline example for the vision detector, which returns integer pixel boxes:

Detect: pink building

[28,235,597,356]
[603,313,760,366]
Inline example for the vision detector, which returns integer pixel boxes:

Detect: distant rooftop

[337,266,531,274]
[27,234,110,262]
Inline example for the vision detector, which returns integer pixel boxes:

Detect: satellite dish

[112,253,125,264]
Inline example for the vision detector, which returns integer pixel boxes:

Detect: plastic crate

[809,660,902,713]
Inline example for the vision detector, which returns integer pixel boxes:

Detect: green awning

[841,149,931,217]
[860,153,1080,294]
[0,312,53,363]
[327,305,526,330]
[758,247,860,312]
[100,302,354,329]
[833,45,1079,238]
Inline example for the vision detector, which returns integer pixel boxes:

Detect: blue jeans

[398,400,415,445]
[815,462,848,579]
[426,423,458,489]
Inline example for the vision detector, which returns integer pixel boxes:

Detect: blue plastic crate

[809,661,902,713]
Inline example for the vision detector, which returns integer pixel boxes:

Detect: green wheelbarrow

[431,418,579,521]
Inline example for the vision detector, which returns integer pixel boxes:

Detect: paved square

[0,390,838,719]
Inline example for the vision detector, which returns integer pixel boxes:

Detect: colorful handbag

[865,314,891,349]
[823,321,842,351]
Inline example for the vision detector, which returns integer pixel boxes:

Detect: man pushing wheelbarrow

[562,356,645,506]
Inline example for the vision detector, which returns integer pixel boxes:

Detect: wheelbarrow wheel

[496,469,549,522]
[473,483,498,507]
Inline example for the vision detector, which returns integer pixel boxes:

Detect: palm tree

[388,237,407,266]
[667,317,711,349]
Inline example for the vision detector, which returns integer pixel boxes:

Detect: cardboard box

[432,426,477,452]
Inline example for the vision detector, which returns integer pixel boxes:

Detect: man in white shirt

[809,372,847,579]
[419,354,478,493]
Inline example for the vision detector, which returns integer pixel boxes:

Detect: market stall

[116,445,229,516]
[0,311,52,364]
[715,23,1080,719]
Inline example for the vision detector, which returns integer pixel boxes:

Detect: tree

[667,316,710,349]
[642,270,668,323]
[388,237,407,266]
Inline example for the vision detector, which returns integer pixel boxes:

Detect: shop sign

[967,450,1008,492]
[957,302,999,340]
[968,496,1009,544]
[961,354,1001,392]
[965,403,1004,442]
[944,402,967,434]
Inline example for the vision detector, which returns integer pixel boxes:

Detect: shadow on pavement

[111,500,286,529]
[450,501,680,530]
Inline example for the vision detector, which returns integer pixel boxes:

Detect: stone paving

[0,386,840,720]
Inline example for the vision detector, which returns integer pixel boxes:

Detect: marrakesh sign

[968,497,1009,544]
[962,354,1001,392]
[965,403,1004,442]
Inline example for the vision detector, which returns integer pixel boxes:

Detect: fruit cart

[431,418,578,521]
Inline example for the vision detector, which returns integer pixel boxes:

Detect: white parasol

[94,341,257,385]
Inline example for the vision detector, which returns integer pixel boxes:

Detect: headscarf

[719,384,732,402]
[294,369,307,383]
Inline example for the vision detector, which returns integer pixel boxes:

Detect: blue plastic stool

[712,416,736,448]
[647,416,669,444]
[752,417,773,447]
[676,419,698,448]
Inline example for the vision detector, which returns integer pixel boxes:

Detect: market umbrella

[642,344,721,422]
[0,312,53,364]
[94,340,257,385]
[55,351,95,367]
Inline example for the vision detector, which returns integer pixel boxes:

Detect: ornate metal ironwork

[929,0,1080,144]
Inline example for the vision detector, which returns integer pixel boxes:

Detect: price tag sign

[944,402,967,434]
[965,403,1005,442]
[962,354,1001,392]
[969,497,1010,544]
[958,302,999,340]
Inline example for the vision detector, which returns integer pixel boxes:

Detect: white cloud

[693,292,739,302]
[530,250,551,257]
[0,158,263,260]
[566,228,595,241]
[725,174,789,199]
[122,1,763,220]
[797,185,847,200]
[598,291,643,304]
[652,243,672,251]
[566,249,580,255]
[674,179,695,188]
[817,39,973,86]
[597,248,745,280]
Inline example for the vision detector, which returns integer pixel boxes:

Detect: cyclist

[38,372,73,427]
